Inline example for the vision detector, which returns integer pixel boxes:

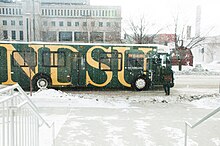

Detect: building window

[59,21,64,26]
[105,32,120,42]
[91,21,95,27]
[59,31,72,41]
[67,21,71,26]
[107,22,111,27]
[42,31,57,42]
[99,22,103,27]
[20,31,23,40]
[51,21,56,26]
[3,30,8,39]
[11,20,15,26]
[11,31,16,40]
[19,20,23,26]
[83,22,87,27]
[43,21,48,26]
[75,22,79,27]
[61,10,63,16]
[90,32,103,42]
[3,20,7,26]
[114,22,119,27]
[74,32,88,42]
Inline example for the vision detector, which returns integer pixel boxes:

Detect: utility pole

[32,0,36,41]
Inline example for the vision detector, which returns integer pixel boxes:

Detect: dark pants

[163,83,170,95]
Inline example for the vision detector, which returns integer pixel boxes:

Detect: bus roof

[0,41,170,53]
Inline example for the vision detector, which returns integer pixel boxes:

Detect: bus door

[71,52,86,86]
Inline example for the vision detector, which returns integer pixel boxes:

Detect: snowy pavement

[29,73,220,146]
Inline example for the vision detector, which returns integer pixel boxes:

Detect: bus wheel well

[132,75,150,91]
[32,73,52,90]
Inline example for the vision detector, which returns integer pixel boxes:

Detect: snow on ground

[29,87,220,146]
[31,88,130,108]
[172,64,220,75]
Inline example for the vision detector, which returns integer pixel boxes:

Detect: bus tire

[32,74,51,91]
[132,77,149,91]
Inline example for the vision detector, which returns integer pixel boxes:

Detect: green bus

[0,41,174,91]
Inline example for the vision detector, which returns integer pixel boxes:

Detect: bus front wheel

[132,77,149,91]
[32,74,51,91]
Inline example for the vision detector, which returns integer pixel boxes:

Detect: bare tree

[124,15,162,44]
[172,13,207,50]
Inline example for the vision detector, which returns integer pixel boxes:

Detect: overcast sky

[91,0,220,36]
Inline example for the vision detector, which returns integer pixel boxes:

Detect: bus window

[99,52,111,71]
[159,54,170,67]
[127,53,144,69]
[72,53,85,70]
[42,51,65,67]
[12,51,37,67]
[99,52,122,71]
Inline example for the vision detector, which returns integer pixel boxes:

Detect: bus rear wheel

[32,74,51,91]
[132,77,149,91]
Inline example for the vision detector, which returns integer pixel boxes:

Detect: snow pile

[31,88,220,109]
[190,94,220,109]
[31,89,129,108]
[173,64,220,75]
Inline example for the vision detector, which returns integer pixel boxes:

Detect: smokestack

[195,5,201,37]
[186,26,191,39]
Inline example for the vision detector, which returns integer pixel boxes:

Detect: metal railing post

[10,107,15,146]
[184,122,188,146]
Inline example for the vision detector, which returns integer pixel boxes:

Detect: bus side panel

[0,46,8,83]
[11,43,34,89]
[86,48,107,88]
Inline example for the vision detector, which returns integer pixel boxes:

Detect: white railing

[0,84,55,146]
[184,106,220,146]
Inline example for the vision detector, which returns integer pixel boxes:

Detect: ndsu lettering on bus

[0,44,152,87]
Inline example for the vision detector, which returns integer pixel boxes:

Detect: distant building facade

[192,35,220,63]
[0,0,122,43]
[153,34,175,45]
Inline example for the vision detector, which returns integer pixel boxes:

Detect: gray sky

[91,0,220,36]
